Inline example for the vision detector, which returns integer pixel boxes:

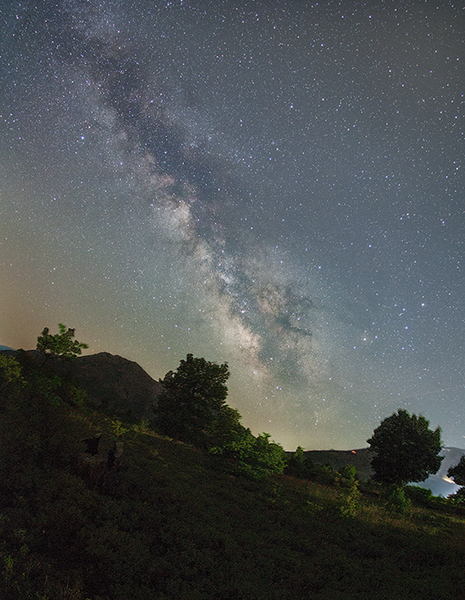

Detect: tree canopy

[153,353,230,445]
[447,456,465,498]
[367,409,443,487]
[36,323,88,360]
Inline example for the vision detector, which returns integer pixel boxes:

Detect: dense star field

[1,1,463,450]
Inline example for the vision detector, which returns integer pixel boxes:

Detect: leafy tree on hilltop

[153,354,287,476]
[30,324,88,405]
[367,409,443,487]
[153,354,230,445]
[36,323,88,361]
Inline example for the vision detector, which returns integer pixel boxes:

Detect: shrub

[383,485,412,515]
[334,466,361,517]
[335,480,361,518]
[211,432,286,479]
[405,485,434,508]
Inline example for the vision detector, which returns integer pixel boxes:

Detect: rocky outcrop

[57,352,164,417]
[76,434,124,495]
[3,349,164,418]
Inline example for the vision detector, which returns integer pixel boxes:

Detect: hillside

[50,351,164,417]
[303,447,464,498]
[2,401,465,600]
[5,350,164,417]
[2,349,465,599]
[4,349,462,494]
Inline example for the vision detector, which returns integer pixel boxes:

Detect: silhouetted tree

[447,455,465,498]
[289,446,306,472]
[448,455,465,485]
[153,354,230,445]
[36,323,88,361]
[207,404,248,449]
[367,409,443,487]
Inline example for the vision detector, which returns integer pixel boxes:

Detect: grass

[1,401,465,600]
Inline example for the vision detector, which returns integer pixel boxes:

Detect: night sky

[1,1,464,450]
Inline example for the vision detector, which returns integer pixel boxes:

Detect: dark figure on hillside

[82,433,101,456]
[107,441,124,471]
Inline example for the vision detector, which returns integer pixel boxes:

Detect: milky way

[1,0,464,449]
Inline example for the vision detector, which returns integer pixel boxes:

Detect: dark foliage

[152,355,287,478]
[286,446,311,476]
[367,409,443,487]
[447,455,465,499]
[1,346,465,600]
[212,431,287,480]
[36,323,88,361]
[153,353,229,446]
[447,455,465,486]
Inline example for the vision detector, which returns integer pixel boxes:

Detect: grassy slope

[1,402,465,600]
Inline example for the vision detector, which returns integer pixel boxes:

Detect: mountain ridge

[1,349,164,418]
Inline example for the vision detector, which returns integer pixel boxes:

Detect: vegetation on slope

[1,336,465,600]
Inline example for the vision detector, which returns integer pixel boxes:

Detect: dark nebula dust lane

[1,0,464,450]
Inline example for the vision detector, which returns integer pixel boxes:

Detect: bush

[335,479,361,518]
[211,432,286,480]
[286,446,318,480]
[383,485,412,515]
[333,465,361,517]
[314,463,339,486]
[405,485,434,507]
[0,354,25,393]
